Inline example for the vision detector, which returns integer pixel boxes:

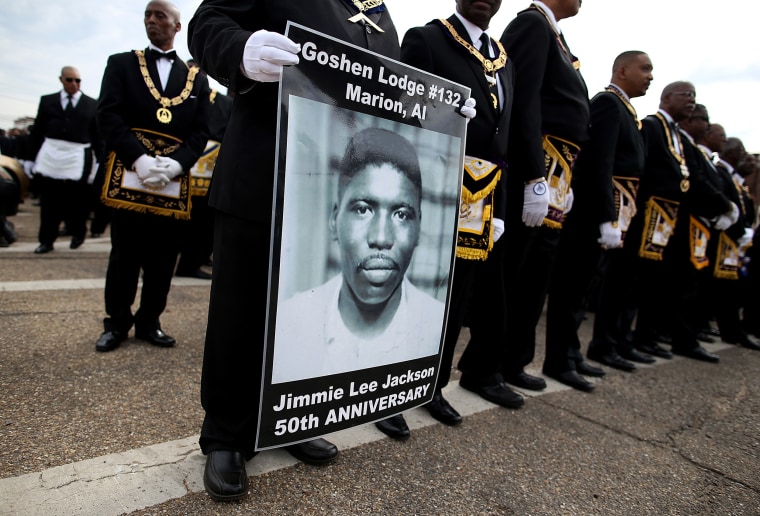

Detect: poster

[256,23,469,450]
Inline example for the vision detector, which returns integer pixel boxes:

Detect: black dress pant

[37,176,90,245]
[457,241,508,385]
[200,211,270,459]
[545,216,607,373]
[176,194,214,273]
[103,210,183,332]
[500,223,562,376]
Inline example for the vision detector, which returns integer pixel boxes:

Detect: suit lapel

[164,58,186,96]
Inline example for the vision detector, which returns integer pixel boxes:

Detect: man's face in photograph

[331,163,421,308]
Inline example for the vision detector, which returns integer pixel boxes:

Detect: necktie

[479,33,491,57]
[147,49,177,61]
[65,94,74,113]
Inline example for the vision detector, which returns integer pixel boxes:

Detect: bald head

[659,81,696,122]
[703,123,726,153]
[722,137,746,168]
[144,1,181,50]
[59,66,81,95]
[610,51,652,98]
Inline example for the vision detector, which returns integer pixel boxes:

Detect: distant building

[14,116,34,131]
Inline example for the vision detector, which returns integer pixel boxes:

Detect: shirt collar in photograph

[532,1,561,34]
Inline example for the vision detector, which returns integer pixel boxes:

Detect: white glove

[713,202,739,231]
[459,97,476,123]
[241,30,301,82]
[23,160,35,178]
[564,187,574,214]
[598,221,622,249]
[522,180,549,227]
[150,155,183,179]
[141,172,171,188]
[738,227,754,247]
[133,154,157,180]
[492,218,504,242]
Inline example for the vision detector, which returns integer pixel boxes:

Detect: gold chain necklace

[439,19,506,78]
[347,0,384,33]
[136,50,199,124]
[655,112,690,192]
[529,5,580,71]
[605,86,641,130]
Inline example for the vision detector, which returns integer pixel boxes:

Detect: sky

[1,1,759,151]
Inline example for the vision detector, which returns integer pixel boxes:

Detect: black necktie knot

[147,49,177,61]
[65,94,74,113]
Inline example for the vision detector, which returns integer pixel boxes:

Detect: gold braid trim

[460,172,501,204]
[605,86,641,130]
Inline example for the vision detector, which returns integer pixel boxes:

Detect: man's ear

[329,204,338,241]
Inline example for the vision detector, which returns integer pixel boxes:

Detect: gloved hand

[713,202,740,231]
[492,217,504,242]
[133,154,157,180]
[241,30,301,82]
[150,155,183,179]
[141,172,171,189]
[23,160,35,178]
[459,97,476,123]
[598,221,622,249]
[522,179,549,227]
[564,187,574,214]
[738,227,754,247]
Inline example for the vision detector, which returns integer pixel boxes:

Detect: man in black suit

[188,0,404,502]
[547,51,652,378]
[395,0,521,434]
[619,83,737,364]
[26,66,102,254]
[94,0,210,353]
[495,0,592,392]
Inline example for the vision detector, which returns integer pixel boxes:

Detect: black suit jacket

[570,90,645,226]
[27,92,102,164]
[400,15,514,219]
[500,6,590,185]
[97,49,210,173]
[188,1,401,222]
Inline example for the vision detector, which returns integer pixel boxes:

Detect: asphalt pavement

[1,200,759,516]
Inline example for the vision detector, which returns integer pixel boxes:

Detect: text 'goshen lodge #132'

[300,40,462,119]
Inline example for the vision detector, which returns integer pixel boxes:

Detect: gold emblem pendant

[156,107,172,124]
[680,179,690,192]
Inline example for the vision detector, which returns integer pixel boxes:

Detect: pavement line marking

[0,277,210,292]
[0,346,732,516]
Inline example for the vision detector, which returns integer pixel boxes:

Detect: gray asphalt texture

[1,201,759,515]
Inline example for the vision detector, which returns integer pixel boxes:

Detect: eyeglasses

[64,77,81,83]
[672,91,695,99]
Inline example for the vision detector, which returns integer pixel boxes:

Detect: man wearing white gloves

[495,0,591,392]
[94,0,210,353]
[547,51,652,381]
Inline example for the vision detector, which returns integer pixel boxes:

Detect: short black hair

[338,128,422,202]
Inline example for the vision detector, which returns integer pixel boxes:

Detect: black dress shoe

[653,333,673,345]
[587,350,636,372]
[725,334,760,351]
[543,369,595,392]
[135,328,176,347]
[375,414,411,440]
[70,237,84,249]
[672,346,719,363]
[95,330,127,352]
[575,360,606,378]
[459,376,524,409]
[504,370,547,391]
[424,391,462,426]
[90,232,102,238]
[176,268,213,280]
[203,450,248,501]
[697,332,716,343]
[285,438,339,464]
[637,343,673,359]
[619,348,656,364]
[34,243,54,254]
[702,326,721,337]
